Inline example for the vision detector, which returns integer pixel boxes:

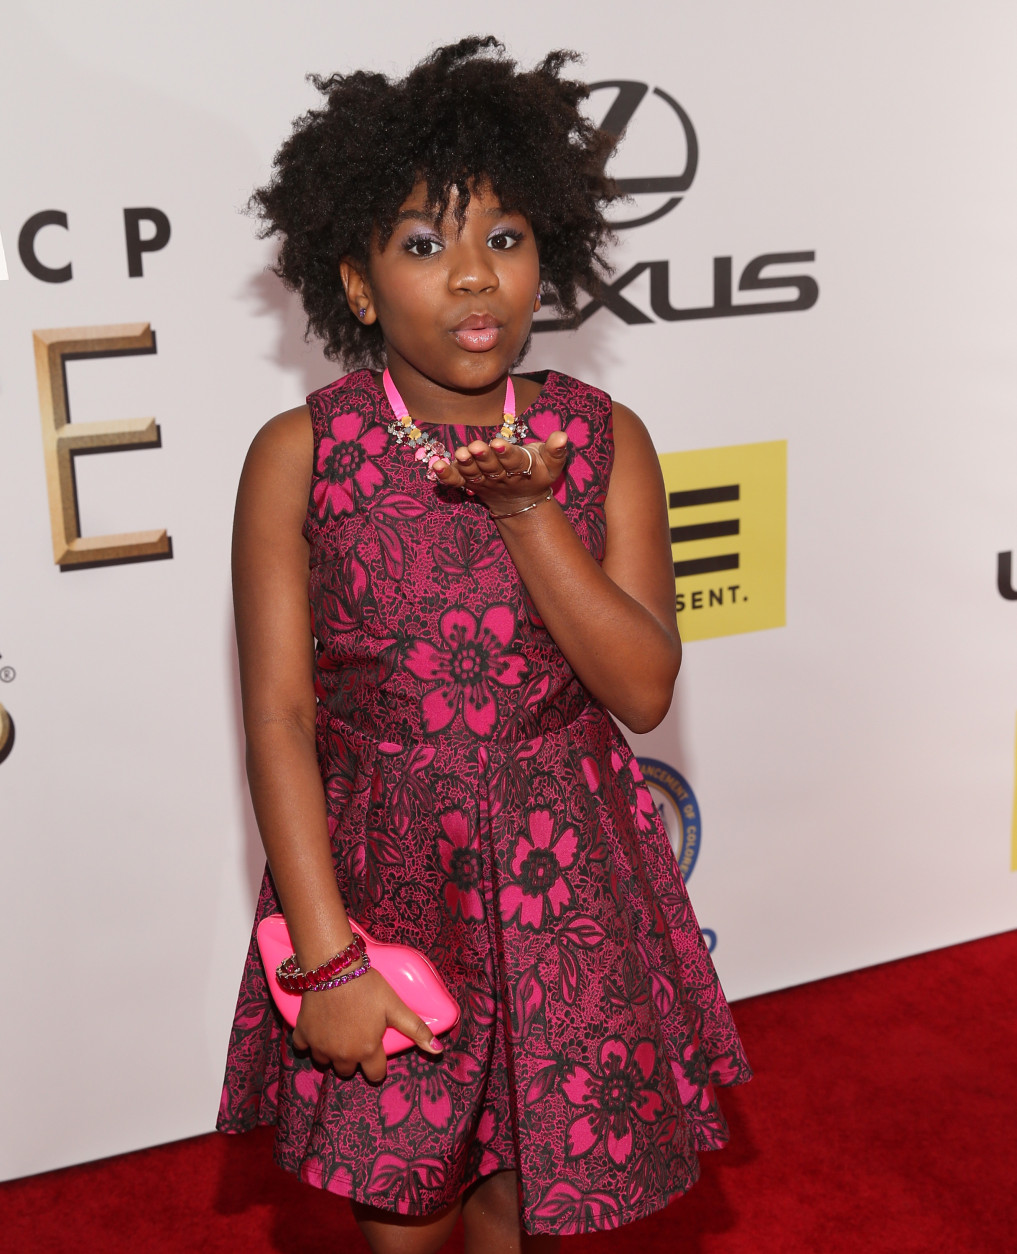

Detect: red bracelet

[275,932,367,993]
[306,952,372,992]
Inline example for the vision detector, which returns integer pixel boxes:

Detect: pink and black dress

[217,368,751,1235]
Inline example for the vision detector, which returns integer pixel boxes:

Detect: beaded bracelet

[275,932,367,993]
[306,952,372,992]
[489,487,554,520]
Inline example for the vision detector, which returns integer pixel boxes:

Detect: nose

[448,238,499,295]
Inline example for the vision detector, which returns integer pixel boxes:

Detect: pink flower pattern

[501,810,577,930]
[380,1048,455,1132]
[312,409,388,518]
[405,605,527,738]
[217,370,751,1235]
[436,810,485,922]
[563,1038,664,1166]
[528,407,596,504]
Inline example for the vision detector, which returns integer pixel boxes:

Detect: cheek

[374,276,444,331]
[508,246,541,293]
[507,259,541,307]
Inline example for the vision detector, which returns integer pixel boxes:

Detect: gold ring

[504,445,535,479]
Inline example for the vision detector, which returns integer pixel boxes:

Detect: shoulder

[244,405,313,480]
[606,400,666,498]
[516,369,610,414]
[549,370,611,410]
[238,405,314,524]
[529,371,651,451]
[610,401,656,456]
[307,368,375,419]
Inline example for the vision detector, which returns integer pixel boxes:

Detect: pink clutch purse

[256,914,460,1056]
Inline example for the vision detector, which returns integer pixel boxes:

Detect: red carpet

[3,930,1016,1252]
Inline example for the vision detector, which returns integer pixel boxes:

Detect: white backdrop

[2,0,1016,1181]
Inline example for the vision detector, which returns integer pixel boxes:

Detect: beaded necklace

[383,369,529,482]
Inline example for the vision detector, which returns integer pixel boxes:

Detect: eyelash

[488,228,524,251]
[401,228,525,257]
[403,233,443,258]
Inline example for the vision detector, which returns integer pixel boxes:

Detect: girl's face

[347,180,541,399]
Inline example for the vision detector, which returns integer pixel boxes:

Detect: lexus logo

[534,80,818,332]
[590,80,698,229]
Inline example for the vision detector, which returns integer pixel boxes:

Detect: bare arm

[232,407,350,966]
[434,402,681,732]
[232,407,439,1077]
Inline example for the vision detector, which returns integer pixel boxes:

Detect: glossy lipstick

[451,313,501,352]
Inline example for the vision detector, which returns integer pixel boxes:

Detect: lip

[451,312,502,352]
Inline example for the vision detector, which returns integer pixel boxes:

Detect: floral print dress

[217,369,751,1235]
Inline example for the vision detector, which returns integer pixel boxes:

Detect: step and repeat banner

[2,0,1016,1180]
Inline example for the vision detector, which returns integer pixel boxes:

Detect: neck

[380,356,509,426]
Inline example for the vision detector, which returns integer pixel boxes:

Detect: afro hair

[251,36,619,367]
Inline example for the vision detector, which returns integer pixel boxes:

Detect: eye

[488,229,524,251]
[404,234,444,258]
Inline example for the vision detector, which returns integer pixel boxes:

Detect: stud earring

[358,308,367,320]
[534,293,542,311]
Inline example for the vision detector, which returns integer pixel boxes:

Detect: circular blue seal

[635,758,702,880]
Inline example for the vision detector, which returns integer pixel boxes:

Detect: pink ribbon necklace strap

[382,369,527,482]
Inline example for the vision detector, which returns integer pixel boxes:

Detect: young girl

[217,37,751,1253]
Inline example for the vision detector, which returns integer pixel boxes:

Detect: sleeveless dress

[217,368,751,1235]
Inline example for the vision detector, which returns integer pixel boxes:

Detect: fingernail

[492,441,505,452]
[430,1036,443,1051]
[432,459,447,472]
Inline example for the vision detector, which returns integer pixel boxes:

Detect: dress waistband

[318,688,599,753]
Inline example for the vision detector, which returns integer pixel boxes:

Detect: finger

[292,1024,308,1052]
[492,440,533,478]
[544,431,569,460]
[331,1055,358,1078]
[468,442,505,477]
[539,433,568,486]
[360,1046,389,1084]
[454,448,486,490]
[389,1002,445,1055]
[431,458,463,487]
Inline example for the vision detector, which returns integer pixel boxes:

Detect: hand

[432,431,569,512]
[291,965,443,1082]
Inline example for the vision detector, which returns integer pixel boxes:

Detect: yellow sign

[658,440,787,642]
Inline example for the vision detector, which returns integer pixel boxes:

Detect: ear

[340,258,376,325]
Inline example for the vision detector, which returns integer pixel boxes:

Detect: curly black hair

[252,36,619,367]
